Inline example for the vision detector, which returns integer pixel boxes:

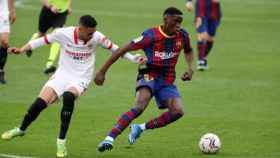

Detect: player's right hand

[185,2,193,12]
[8,47,21,54]
[94,71,105,86]
[181,69,194,81]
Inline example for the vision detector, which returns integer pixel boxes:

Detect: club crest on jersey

[133,36,144,43]
[176,40,182,48]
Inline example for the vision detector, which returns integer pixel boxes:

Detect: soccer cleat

[43,66,56,75]
[97,140,113,152]
[1,127,25,140]
[197,60,208,71]
[57,140,67,158]
[128,124,143,145]
[26,50,33,57]
[0,71,6,84]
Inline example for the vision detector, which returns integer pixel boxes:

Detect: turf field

[0,0,279,157]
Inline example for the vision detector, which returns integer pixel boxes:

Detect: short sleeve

[182,30,192,54]
[129,30,151,50]
[95,31,119,52]
[44,29,64,44]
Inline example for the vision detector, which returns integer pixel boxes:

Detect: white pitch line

[0,154,37,158]
[16,4,280,24]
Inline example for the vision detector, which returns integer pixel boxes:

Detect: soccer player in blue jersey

[94,7,194,152]
[186,0,221,70]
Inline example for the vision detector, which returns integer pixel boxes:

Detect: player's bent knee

[63,91,76,103]
[207,37,214,42]
[197,33,208,41]
[170,106,184,117]
[135,98,149,110]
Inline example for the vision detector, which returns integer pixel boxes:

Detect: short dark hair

[163,7,183,16]
[79,15,97,28]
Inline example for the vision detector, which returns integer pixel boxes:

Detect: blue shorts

[196,18,220,37]
[136,77,181,109]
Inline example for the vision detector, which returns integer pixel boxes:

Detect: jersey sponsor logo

[65,49,92,61]
[154,51,179,60]
[133,36,144,43]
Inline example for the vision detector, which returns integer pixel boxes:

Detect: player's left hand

[181,69,194,81]
[9,11,16,24]
[94,71,105,86]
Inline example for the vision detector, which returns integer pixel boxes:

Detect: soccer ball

[199,133,221,154]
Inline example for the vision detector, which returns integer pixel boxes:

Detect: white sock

[57,138,66,144]
[17,127,24,133]
[105,136,114,142]
[139,123,146,131]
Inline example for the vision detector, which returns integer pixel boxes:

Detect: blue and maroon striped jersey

[188,0,222,21]
[130,26,192,84]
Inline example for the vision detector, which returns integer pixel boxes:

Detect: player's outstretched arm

[181,50,194,81]
[98,33,145,64]
[8,35,53,55]
[94,43,134,86]
[122,53,146,64]
[8,44,32,55]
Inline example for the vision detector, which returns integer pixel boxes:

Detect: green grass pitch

[0,0,279,157]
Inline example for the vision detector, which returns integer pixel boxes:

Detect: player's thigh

[52,12,68,29]
[156,85,182,110]
[165,97,184,115]
[38,6,53,33]
[196,18,210,41]
[134,86,153,111]
[39,86,58,105]
[0,32,9,47]
[0,18,10,47]
[42,74,68,99]
[66,80,89,98]
[207,20,220,38]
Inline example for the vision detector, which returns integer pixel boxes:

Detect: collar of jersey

[158,26,174,38]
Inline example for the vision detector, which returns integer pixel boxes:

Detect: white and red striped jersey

[29,26,121,81]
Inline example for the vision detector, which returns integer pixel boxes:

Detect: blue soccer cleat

[128,124,143,145]
[97,140,113,152]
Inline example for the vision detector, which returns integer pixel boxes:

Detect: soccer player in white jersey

[1,15,144,158]
[0,0,16,84]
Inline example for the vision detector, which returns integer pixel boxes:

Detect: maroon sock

[197,41,207,61]
[205,41,213,57]
[145,112,183,129]
[108,108,141,139]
